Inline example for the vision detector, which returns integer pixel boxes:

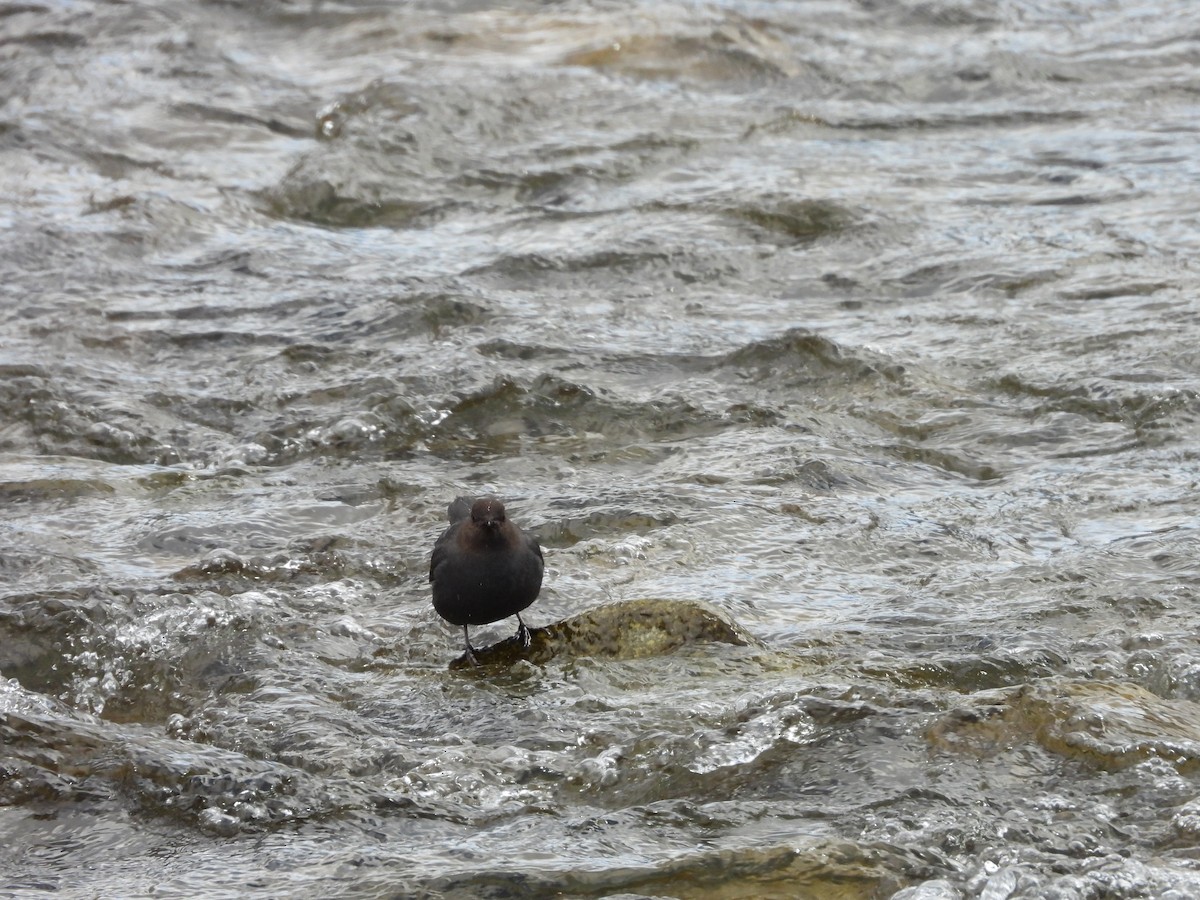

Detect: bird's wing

[527,533,544,563]
[430,526,457,581]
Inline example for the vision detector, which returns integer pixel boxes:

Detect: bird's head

[470,497,507,530]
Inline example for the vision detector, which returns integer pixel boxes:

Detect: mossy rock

[450,598,757,670]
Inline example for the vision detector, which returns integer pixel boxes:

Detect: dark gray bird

[429,496,544,663]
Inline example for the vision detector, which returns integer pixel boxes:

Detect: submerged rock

[929,680,1200,771]
[448,598,756,670]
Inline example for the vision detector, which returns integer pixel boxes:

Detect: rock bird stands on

[429,496,544,663]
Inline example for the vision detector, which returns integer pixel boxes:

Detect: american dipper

[429,496,544,663]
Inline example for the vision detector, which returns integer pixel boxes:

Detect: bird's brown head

[470,497,507,530]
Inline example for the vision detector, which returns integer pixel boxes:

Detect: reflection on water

[5,0,1200,896]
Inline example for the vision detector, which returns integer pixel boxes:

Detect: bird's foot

[516,618,532,649]
[463,628,481,666]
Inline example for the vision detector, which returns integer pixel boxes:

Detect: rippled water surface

[5,1,1200,897]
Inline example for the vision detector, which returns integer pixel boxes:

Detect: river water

[4,1,1200,897]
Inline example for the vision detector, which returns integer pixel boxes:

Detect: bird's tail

[447,496,473,523]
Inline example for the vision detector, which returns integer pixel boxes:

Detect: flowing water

[4,1,1200,897]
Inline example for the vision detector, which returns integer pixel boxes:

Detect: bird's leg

[463,626,480,666]
[515,613,532,648]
